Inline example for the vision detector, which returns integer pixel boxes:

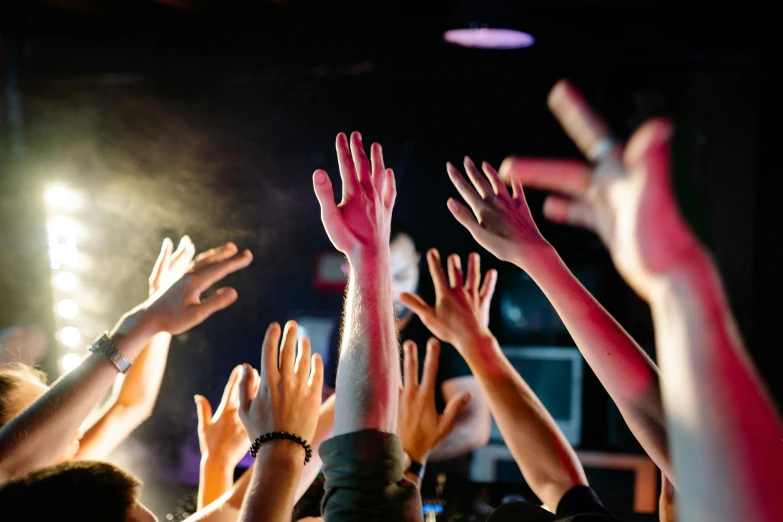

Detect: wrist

[511,240,559,276]
[108,309,158,362]
[201,450,237,469]
[347,247,391,273]
[254,441,305,468]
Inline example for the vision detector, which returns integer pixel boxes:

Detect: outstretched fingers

[498,157,592,198]
[336,133,360,199]
[350,132,374,195]
[547,79,614,161]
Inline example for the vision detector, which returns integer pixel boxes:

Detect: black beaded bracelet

[249,431,313,465]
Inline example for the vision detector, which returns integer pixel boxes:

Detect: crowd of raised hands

[1,79,782,522]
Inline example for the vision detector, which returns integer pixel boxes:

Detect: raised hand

[195,365,250,469]
[399,250,496,352]
[398,338,472,464]
[446,158,551,266]
[148,235,196,296]
[312,132,396,260]
[498,80,698,299]
[141,242,253,335]
[238,321,324,453]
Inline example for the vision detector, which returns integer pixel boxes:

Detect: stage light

[59,326,82,346]
[444,0,534,50]
[57,299,79,319]
[45,185,82,211]
[47,216,79,269]
[443,27,534,49]
[60,353,84,372]
[54,271,77,291]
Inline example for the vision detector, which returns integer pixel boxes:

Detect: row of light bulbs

[44,185,87,372]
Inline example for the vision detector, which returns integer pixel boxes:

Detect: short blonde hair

[0,362,48,428]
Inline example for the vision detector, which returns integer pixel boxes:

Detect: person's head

[389,222,420,317]
[0,363,82,461]
[0,460,156,522]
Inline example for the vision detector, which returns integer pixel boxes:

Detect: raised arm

[504,79,783,522]
[402,251,586,508]
[79,236,196,460]
[443,157,670,478]
[313,131,399,435]
[0,242,252,483]
[236,322,323,522]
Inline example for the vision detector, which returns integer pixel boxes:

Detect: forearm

[650,250,783,522]
[334,254,398,435]
[0,311,153,481]
[199,456,236,509]
[294,394,335,499]
[79,332,172,460]
[460,333,586,509]
[238,445,303,522]
[519,245,670,477]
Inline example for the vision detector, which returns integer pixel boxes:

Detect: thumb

[194,395,213,431]
[439,392,472,439]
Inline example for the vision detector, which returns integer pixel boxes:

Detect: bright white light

[54,271,77,291]
[45,185,82,211]
[57,299,79,319]
[60,353,84,372]
[48,216,78,269]
[59,326,82,346]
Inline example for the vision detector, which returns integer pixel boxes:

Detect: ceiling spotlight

[444,0,535,50]
[44,185,82,211]
[57,299,79,319]
[54,271,78,291]
[59,326,82,347]
[60,353,84,373]
[443,27,534,49]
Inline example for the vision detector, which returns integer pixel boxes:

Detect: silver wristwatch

[88,333,132,373]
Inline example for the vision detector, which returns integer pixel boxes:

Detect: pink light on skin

[443,27,535,49]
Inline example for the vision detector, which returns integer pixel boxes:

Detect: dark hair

[0,461,141,522]
[0,363,48,428]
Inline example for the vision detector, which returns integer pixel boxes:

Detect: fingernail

[314,170,327,184]
[447,198,459,212]
[356,131,362,142]
[193,395,200,403]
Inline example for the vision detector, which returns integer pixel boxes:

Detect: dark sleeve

[320,430,423,522]
[323,320,341,390]
[555,485,618,519]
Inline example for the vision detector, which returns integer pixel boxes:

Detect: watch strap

[88,333,132,374]
[407,459,426,480]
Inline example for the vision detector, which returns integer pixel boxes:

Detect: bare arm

[0,243,252,483]
[446,156,670,478]
[79,236,196,461]
[313,132,399,435]
[503,80,783,521]
[467,332,587,509]
[402,252,584,509]
[516,246,669,477]
[236,322,324,522]
[0,312,152,482]
[650,250,783,521]
[78,332,172,460]
[428,377,491,461]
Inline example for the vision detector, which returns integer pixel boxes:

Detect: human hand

[399,250,496,351]
[312,132,396,261]
[498,80,699,299]
[140,242,253,335]
[195,365,251,468]
[148,235,196,296]
[446,158,551,267]
[398,338,472,463]
[238,322,324,458]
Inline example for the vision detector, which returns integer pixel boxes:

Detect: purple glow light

[443,27,535,49]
